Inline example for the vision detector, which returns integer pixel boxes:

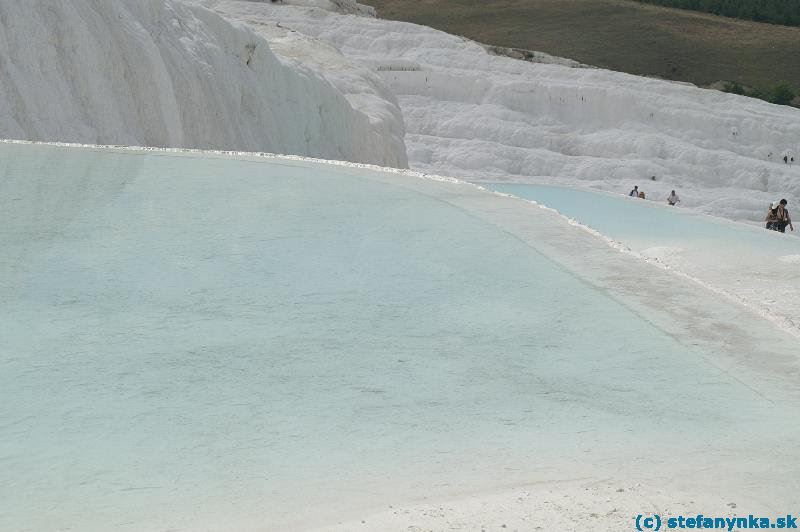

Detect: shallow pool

[1,144,798,530]
[488,183,800,249]
[488,183,800,337]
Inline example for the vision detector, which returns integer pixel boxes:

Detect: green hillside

[367,0,800,101]
[634,0,800,27]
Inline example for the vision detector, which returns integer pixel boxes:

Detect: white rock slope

[206,0,800,222]
[0,0,406,167]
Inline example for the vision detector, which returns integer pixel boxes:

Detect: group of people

[628,186,680,206]
[766,199,794,233]
[629,186,645,199]
[627,187,794,234]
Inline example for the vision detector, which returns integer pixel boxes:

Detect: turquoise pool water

[488,183,800,253]
[1,144,798,530]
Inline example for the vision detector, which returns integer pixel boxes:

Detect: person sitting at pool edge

[638,191,646,199]
[765,204,780,231]
[667,190,680,206]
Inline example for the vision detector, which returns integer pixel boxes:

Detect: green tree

[770,82,796,105]
[633,0,800,27]
[723,81,745,95]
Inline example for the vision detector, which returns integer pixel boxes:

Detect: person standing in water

[776,199,794,233]
[667,190,680,206]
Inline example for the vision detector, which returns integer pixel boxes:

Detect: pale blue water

[1,144,798,530]
[488,183,800,255]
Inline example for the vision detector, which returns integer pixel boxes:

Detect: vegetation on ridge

[368,0,800,107]
[634,0,800,27]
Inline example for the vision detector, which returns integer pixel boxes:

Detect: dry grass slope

[367,0,800,93]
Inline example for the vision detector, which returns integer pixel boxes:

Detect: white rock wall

[0,0,407,167]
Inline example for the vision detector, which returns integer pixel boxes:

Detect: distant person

[784,155,789,164]
[765,204,780,231]
[629,186,639,197]
[638,191,646,199]
[667,190,680,206]
[776,199,794,233]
